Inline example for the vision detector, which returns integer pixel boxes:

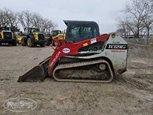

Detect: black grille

[3,32,12,39]
[38,34,45,40]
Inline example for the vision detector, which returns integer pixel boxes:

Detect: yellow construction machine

[21,27,46,47]
[51,30,64,40]
[51,30,65,45]
[0,26,17,46]
[14,31,26,44]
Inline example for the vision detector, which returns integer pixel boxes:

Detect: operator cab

[64,20,100,42]
[24,27,40,33]
[28,28,40,33]
[64,20,105,52]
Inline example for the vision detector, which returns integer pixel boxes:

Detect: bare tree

[18,11,57,33]
[18,10,33,30]
[31,13,42,28]
[0,8,19,32]
[40,19,57,33]
[0,8,18,26]
[0,8,57,33]
[0,9,6,25]
[142,1,153,44]
[18,12,25,30]
[118,0,153,38]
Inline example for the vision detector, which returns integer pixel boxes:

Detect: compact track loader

[18,20,128,83]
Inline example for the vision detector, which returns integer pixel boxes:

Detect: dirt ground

[0,43,153,115]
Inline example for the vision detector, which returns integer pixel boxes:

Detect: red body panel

[48,34,110,76]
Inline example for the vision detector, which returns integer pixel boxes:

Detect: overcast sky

[1,0,127,33]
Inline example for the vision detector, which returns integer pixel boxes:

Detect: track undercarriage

[17,58,113,83]
[53,59,113,83]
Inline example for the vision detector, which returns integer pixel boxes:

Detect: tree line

[0,8,57,33]
[117,0,153,40]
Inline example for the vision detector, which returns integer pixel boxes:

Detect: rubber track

[53,59,114,83]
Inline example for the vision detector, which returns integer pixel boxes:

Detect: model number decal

[106,44,127,50]
[111,50,125,52]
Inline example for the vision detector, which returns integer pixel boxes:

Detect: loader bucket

[17,65,46,82]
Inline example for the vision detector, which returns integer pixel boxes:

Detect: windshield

[52,30,62,36]
[68,25,98,42]
[0,27,10,31]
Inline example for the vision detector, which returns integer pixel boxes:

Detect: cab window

[68,25,98,42]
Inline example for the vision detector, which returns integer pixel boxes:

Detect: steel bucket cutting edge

[17,66,46,82]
